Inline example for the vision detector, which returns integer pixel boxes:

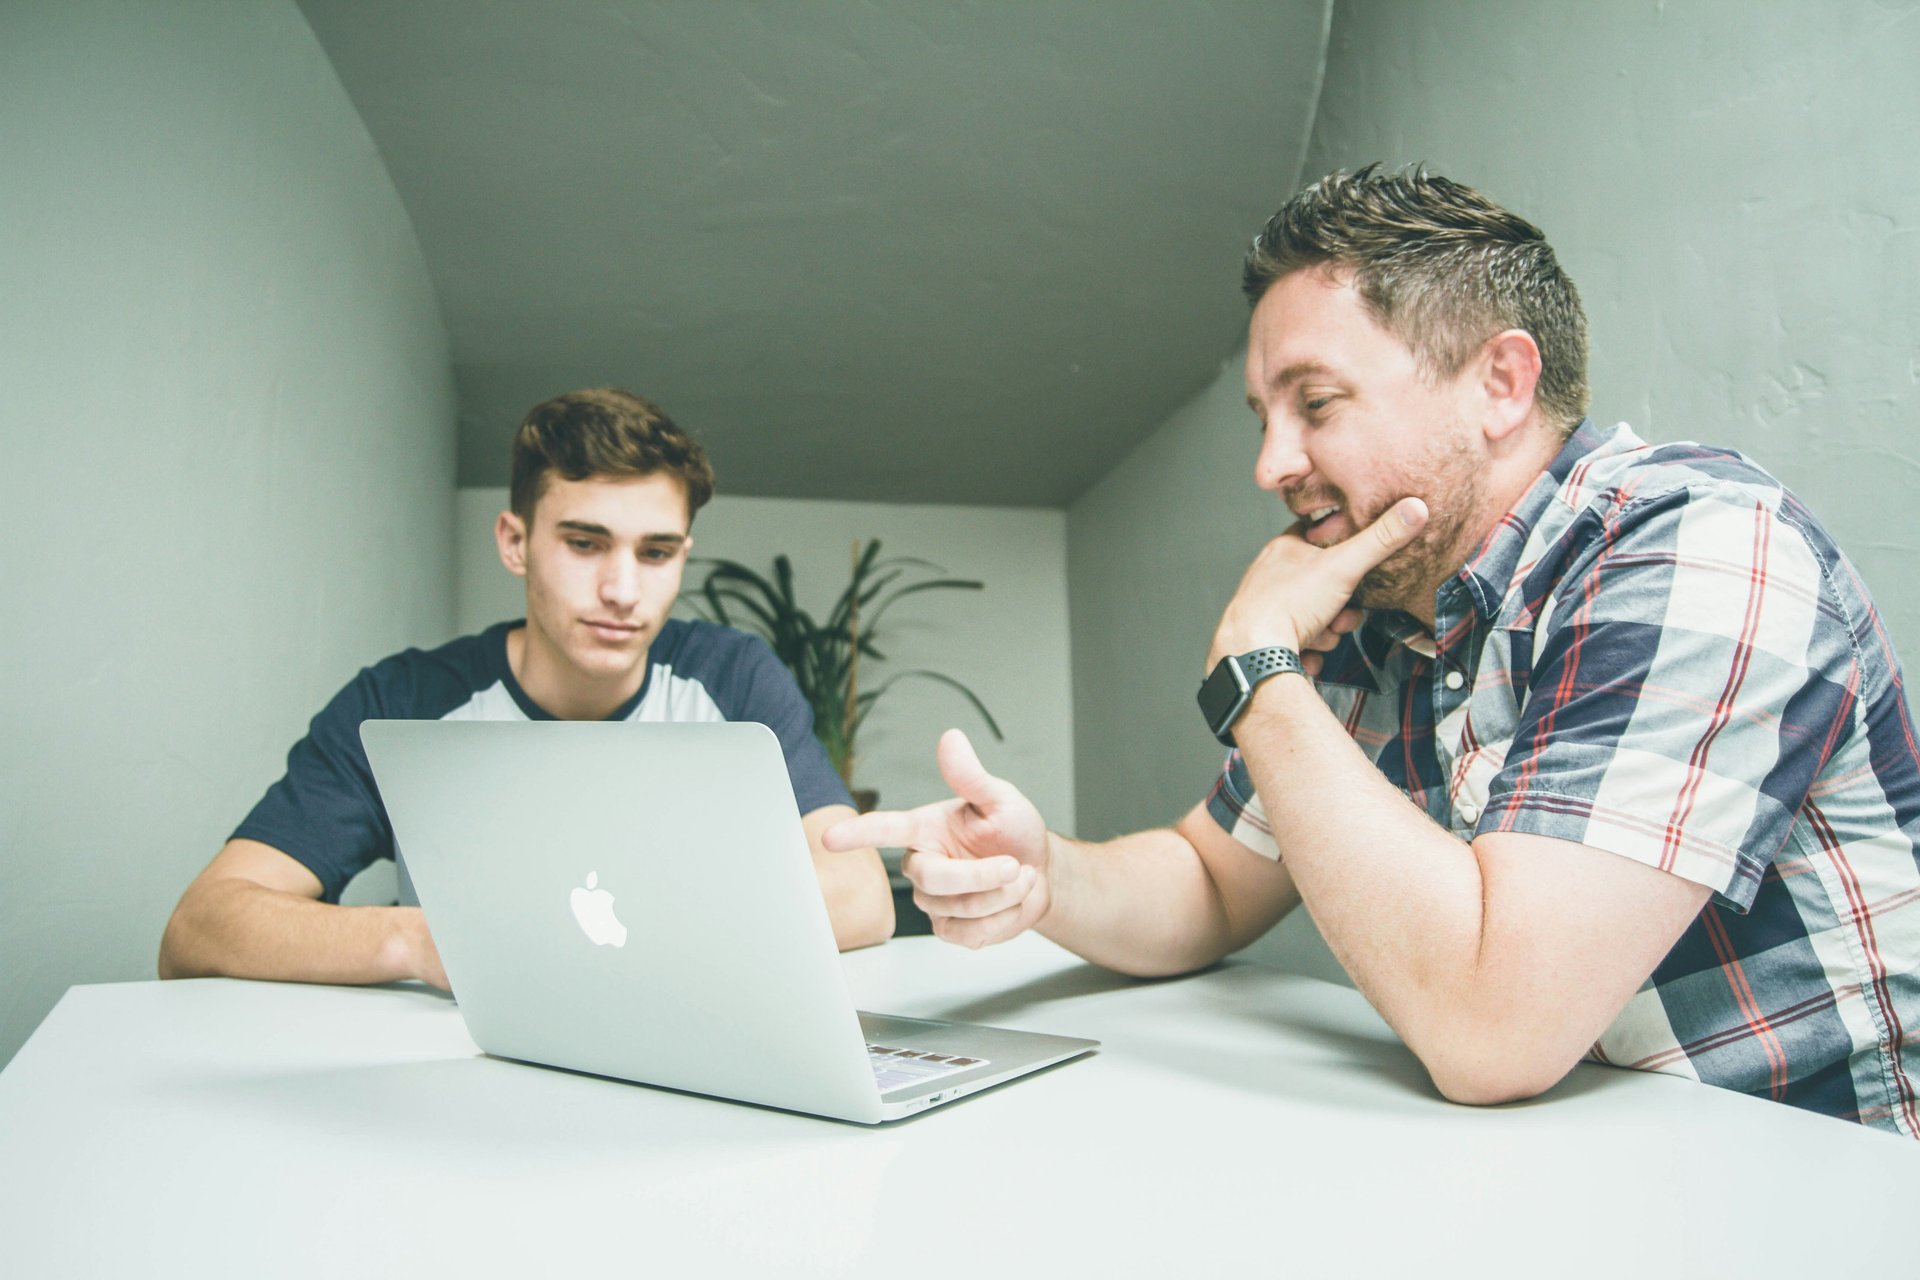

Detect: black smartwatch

[1196,646,1305,746]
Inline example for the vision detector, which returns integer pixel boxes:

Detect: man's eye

[566,539,597,552]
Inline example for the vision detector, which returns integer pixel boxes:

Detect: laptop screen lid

[361,718,885,1122]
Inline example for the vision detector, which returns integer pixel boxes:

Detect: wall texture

[1067,351,1283,839]
[456,489,1076,836]
[1066,0,1920,979]
[0,0,456,1065]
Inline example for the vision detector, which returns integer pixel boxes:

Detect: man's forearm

[802,805,895,951]
[817,850,895,951]
[158,880,436,986]
[1232,675,1488,1055]
[1037,828,1241,977]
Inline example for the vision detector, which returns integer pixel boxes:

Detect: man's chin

[569,638,647,676]
[1355,560,1429,615]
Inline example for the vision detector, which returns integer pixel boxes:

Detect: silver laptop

[360,719,1096,1123]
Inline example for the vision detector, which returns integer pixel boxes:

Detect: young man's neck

[505,625,651,721]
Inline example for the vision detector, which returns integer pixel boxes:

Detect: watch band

[1197,645,1305,747]
[1234,646,1303,685]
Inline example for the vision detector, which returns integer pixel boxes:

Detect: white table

[1,935,1913,1277]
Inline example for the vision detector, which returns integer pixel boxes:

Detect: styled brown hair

[1244,164,1590,434]
[508,387,716,522]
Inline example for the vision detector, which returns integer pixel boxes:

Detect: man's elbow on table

[156,912,192,980]
[156,878,235,980]
[1394,981,1592,1108]
[1418,1039,1583,1108]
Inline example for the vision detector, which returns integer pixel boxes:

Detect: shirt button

[1443,669,1465,691]
[1458,802,1480,825]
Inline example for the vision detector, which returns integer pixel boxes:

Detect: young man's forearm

[158,881,438,986]
[802,805,895,951]
[817,852,896,951]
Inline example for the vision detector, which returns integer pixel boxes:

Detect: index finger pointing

[822,809,924,852]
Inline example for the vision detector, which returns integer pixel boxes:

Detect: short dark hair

[1243,164,1589,433]
[508,387,716,523]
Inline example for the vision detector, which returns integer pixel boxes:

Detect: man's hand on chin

[1209,496,1429,676]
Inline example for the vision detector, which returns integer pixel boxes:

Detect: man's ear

[1477,329,1543,443]
[495,510,529,578]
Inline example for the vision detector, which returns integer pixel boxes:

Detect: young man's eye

[565,538,598,553]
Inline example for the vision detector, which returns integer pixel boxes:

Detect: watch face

[1196,658,1249,740]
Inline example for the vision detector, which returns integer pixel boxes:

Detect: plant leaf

[851,669,1002,741]
[862,578,985,633]
[702,585,781,637]
[688,543,999,777]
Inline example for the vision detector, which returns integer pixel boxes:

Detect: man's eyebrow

[1264,360,1337,393]
[1247,362,1338,415]
[553,520,686,545]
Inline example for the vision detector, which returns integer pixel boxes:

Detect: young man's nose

[599,558,643,608]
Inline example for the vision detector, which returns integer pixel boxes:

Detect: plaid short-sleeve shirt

[1207,421,1920,1135]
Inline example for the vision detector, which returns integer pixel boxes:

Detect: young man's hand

[823,730,1050,949]
[389,907,449,990]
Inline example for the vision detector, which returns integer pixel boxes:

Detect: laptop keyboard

[867,1043,989,1093]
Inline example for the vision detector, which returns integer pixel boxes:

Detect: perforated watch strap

[1203,645,1307,747]
[1236,646,1304,683]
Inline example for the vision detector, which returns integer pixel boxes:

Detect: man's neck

[506,626,650,721]
[1407,428,1563,629]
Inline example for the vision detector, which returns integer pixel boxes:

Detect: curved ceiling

[297,0,1330,506]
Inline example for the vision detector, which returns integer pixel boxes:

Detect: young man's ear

[495,510,529,578]
[1476,328,1543,443]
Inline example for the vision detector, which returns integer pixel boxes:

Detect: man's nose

[600,556,642,609]
[1254,419,1309,492]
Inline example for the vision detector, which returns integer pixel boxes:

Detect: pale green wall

[1067,349,1282,838]
[0,0,456,1065]
[1066,0,1920,981]
[454,489,1076,837]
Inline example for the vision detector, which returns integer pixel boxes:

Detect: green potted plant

[686,539,1002,804]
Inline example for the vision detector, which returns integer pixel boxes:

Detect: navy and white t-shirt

[233,618,852,903]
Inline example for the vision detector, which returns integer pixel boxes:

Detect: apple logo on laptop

[569,871,628,948]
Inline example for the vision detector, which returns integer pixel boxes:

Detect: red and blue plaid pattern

[1208,421,1920,1134]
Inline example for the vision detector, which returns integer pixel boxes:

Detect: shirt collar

[1452,417,1621,623]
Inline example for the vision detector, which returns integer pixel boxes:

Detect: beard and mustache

[1284,426,1485,617]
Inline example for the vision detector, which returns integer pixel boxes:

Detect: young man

[828,167,1920,1134]
[162,387,892,987]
